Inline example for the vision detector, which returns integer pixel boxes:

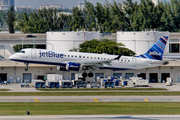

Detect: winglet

[114,52,123,61]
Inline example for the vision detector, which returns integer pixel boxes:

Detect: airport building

[1,31,180,83]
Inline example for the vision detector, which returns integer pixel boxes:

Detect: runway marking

[34,99,40,102]
[144,99,149,102]
[93,99,99,102]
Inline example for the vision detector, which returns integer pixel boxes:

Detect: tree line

[70,39,135,56]
[5,0,180,33]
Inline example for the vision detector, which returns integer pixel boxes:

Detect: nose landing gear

[25,63,29,71]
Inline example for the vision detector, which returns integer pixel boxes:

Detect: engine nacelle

[57,65,67,71]
[66,62,80,71]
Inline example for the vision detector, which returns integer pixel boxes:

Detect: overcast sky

[15,0,140,9]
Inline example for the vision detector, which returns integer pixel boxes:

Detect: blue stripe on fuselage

[10,59,66,66]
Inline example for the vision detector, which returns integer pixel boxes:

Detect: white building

[39,4,63,10]
[117,31,169,55]
[15,6,31,12]
[0,0,14,10]
[77,1,85,10]
[46,31,99,51]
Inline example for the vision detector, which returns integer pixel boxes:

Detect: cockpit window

[18,50,25,53]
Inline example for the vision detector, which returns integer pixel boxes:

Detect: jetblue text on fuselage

[39,51,64,58]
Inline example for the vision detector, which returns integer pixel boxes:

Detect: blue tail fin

[136,36,168,60]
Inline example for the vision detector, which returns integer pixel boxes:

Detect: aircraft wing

[66,53,123,70]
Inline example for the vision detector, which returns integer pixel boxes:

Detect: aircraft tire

[82,72,87,78]
[88,72,94,77]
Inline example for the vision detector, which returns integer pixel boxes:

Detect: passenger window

[101,58,103,60]
[128,60,130,62]
[75,56,77,58]
[104,58,106,60]
[83,56,85,58]
[94,57,96,59]
[68,55,70,57]
[91,57,93,59]
[71,55,73,57]
[64,55,66,57]
[98,57,100,59]
[22,51,25,53]
[87,57,89,59]
[121,59,123,61]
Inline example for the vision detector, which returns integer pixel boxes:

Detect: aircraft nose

[9,55,14,60]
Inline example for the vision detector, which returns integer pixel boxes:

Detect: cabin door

[31,49,36,59]
[132,56,137,67]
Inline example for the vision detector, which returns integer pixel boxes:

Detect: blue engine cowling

[57,66,67,71]
[57,62,80,71]
[66,62,80,71]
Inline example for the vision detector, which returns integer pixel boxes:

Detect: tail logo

[149,51,162,56]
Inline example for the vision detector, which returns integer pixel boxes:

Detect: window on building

[169,39,180,53]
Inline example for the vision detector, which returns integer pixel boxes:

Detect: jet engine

[57,65,67,71]
[57,62,80,71]
[66,62,80,71]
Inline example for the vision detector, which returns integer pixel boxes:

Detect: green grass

[37,88,167,91]
[0,89,9,91]
[0,91,180,96]
[0,102,180,115]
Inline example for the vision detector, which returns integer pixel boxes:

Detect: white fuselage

[9,49,161,71]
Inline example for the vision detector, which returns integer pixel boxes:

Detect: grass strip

[0,89,9,91]
[0,102,180,115]
[37,88,167,91]
[0,91,179,96]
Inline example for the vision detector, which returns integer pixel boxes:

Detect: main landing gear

[25,63,29,71]
[82,71,94,78]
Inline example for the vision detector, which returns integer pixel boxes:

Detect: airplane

[9,36,169,78]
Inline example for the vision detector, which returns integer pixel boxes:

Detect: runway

[1,115,180,120]
[0,96,180,102]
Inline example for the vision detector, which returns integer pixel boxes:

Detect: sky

[15,0,140,9]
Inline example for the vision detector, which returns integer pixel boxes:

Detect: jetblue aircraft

[9,36,169,77]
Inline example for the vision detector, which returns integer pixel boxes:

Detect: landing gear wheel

[88,72,94,77]
[24,63,29,71]
[82,72,87,78]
